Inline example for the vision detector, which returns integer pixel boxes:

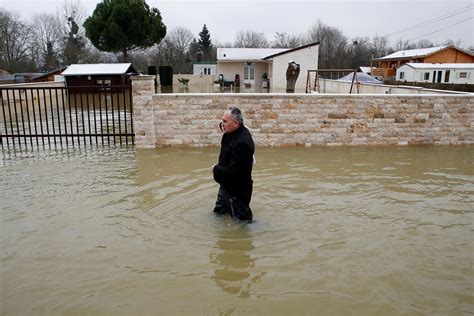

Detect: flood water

[1,146,473,315]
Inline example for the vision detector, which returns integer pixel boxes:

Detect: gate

[0,86,134,151]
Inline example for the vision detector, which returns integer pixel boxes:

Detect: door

[244,63,255,87]
[436,71,442,83]
[444,70,450,83]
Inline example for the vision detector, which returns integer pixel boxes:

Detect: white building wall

[270,45,319,92]
[193,64,217,76]
[396,66,417,82]
[216,62,243,84]
[397,65,474,84]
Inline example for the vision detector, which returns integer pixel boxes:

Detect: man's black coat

[213,124,255,205]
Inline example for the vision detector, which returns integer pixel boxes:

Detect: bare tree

[169,26,194,57]
[371,35,392,58]
[214,41,233,48]
[307,19,348,69]
[234,30,269,48]
[0,9,35,72]
[150,26,195,73]
[272,32,304,48]
[58,0,88,65]
[30,13,62,70]
[394,39,416,51]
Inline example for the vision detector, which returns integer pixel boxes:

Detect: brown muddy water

[1,146,473,315]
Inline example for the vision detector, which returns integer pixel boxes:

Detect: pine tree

[84,0,166,62]
[198,24,213,61]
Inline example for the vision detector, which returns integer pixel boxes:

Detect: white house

[396,63,474,84]
[192,62,217,76]
[216,42,319,91]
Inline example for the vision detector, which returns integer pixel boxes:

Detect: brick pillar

[130,75,156,148]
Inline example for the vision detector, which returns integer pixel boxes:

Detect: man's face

[221,110,239,134]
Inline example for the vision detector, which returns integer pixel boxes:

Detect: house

[396,63,474,84]
[372,45,474,79]
[61,63,138,88]
[217,42,319,92]
[193,62,217,76]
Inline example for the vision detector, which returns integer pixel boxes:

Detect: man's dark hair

[228,107,243,124]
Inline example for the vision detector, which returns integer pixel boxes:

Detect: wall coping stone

[130,75,156,81]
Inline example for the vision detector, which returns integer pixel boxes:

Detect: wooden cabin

[372,46,474,79]
[61,63,138,91]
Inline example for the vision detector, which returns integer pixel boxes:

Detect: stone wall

[131,77,473,148]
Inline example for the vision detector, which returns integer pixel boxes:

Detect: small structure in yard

[193,62,217,76]
[61,63,138,89]
[396,63,474,84]
[30,67,67,83]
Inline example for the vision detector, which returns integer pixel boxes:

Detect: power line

[386,5,473,37]
[407,16,473,42]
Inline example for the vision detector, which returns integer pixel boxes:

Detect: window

[399,72,405,80]
[459,72,467,79]
[97,79,111,90]
[244,63,255,81]
[204,68,207,75]
[208,68,211,75]
[97,79,111,86]
[424,72,430,80]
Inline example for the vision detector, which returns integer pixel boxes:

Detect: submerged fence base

[1,86,134,151]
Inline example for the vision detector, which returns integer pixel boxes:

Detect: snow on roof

[400,63,474,69]
[374,46,449,61]
[217,48,289,61]
[62,63,134,76]
[358,66,372,73]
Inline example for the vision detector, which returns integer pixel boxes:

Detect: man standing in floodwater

[212,107,255,221]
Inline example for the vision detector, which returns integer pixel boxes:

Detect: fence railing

[1,86,134,151]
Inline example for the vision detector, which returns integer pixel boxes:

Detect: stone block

[328,113,348,119]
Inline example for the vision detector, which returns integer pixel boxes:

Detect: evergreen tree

[188,39,201,62]
[42,41,58,71]
[84,0,166,62]
[198,24,213,61]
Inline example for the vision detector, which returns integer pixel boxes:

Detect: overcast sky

[2,0,473,48]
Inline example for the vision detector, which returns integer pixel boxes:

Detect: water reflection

[210,222,258,298]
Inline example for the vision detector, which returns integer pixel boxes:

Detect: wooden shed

[61,63,138,89]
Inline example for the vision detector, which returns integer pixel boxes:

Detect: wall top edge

[151,93,473,98]
[130,75,156,80]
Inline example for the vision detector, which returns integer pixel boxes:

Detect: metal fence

[1,86,134,151]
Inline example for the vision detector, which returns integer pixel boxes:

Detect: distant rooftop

[374,46,450,61]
